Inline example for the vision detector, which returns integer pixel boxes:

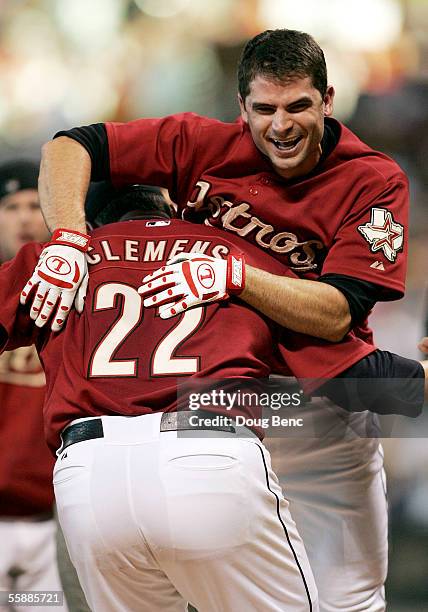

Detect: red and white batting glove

[138,252,245,319]
[20,228,90,332]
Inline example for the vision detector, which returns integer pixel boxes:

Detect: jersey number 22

[89,283,204,378]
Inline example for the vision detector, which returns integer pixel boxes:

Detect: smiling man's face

[239,74,335,180]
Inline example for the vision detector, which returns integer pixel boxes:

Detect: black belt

[60,411,236,452]
[60,419,104,452]
[160,410,236,434]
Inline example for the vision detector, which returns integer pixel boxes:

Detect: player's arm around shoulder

[253,172,410,343]
[231,166,411,343]
[240,265,351,343]
[39,136,90,233]
[18,136,94,332]
[138,249,352,342]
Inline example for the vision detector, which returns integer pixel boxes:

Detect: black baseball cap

[0,160,39,201]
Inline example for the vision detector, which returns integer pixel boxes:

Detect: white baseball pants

[54,413,318,612]
[267,398,388,612]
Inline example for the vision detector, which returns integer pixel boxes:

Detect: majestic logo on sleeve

[358,208,404,262]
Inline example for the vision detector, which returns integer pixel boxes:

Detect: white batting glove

[138,252,245,319]
[20,228,91,332]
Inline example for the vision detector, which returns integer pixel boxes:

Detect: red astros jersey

[0,347,54,516]
[0,220,374,452]
[106,114,408,339]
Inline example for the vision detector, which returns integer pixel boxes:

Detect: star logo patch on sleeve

[358,208,404,262]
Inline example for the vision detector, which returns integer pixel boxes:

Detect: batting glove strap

[226,253,245,295]
[51,228,91,252]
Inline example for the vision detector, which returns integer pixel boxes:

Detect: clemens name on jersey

[87,235,230,267]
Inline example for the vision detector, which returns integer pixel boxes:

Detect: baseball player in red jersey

[24,29,412,610]
[4,186,325,611]
[0,161,66,612]
[14,186,427,612]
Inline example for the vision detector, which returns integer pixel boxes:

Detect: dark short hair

[238,29,327,102]
[85,183,171,228]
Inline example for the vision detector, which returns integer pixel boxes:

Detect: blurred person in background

[24,28,413,611]
[0,161,67,611]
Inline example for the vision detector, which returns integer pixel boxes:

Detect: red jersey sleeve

[321,178,408,298]
[0,243,44,352]
[106,113,201,203]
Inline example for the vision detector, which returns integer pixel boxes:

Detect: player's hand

[418,337,428,354]
[138,252,245,319]
[20,228,91,332]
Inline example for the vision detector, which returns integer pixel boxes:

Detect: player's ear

[323,85,335,117]
[238,94,248,123]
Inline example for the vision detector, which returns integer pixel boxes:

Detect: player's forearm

[240,265,352,342]
[39,137,91,233]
